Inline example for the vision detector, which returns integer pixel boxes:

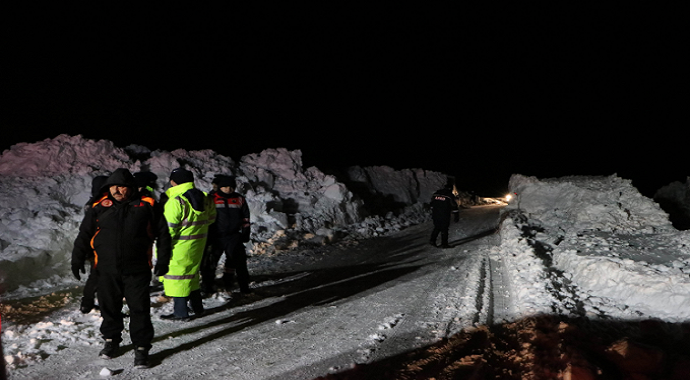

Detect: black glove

[241,227,250,243]
[454,214,460,223]
[72,262,85,280]
[154,263,169,277]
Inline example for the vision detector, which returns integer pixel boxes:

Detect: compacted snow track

[7,205,505,380]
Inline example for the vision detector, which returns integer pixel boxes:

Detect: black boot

[200,285,215,298]
[134,346,150,369]
[99,338,120,359]
[189,290,205,317]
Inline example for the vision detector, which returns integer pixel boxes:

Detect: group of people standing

[71,168,251,369]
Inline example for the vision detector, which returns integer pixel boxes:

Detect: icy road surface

[7,205,504,380]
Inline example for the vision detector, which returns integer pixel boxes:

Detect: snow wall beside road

[347,165,448,205]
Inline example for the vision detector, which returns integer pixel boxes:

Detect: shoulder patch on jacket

[140,196,155,207]
[93,195,110,208]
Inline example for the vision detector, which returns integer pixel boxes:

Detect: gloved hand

[241,227,250,243]
[454,214,460,223]
[72,262,85,280]
[154,263,169,276]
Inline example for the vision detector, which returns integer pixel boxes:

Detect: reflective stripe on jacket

[211,191,250,239]
[162,182,216,297]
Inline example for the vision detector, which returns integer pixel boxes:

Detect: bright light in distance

[505,194,512,202]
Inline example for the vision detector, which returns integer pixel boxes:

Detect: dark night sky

[3,4,687,197]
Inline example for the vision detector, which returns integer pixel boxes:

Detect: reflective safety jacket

[161,182,216,297]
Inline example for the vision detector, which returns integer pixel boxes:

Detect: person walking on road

[71,168,171,368]
[158,168,216,320]
[429,181,459,248]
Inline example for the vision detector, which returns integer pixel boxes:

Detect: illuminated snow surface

[2,136,690,379]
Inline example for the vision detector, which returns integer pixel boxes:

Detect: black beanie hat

[133,171,158,188]
[216,175,236,188]
[211,174,226,185]
[170,168,194,185]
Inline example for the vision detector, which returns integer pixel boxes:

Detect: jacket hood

[166,182,206,212]
[91,175,109,197]
[104,168,137,189]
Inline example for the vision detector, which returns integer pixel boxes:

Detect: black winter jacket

[210,191,250,241]
[72,192,171,275]
[430,187,459,225]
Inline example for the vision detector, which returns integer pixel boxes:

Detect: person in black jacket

[200,175,252,297]
[133,171,159,201]
[71,168,172,369]
[429,182,459,248]
[79,174,109,314]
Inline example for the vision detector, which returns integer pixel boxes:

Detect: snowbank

[497,174,690,322]
[508,174,673,233]
[347,165,448,205]
[654,178,690,230]
[0,135,448,295]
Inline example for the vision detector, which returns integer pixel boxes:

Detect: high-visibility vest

[162,182,216,297]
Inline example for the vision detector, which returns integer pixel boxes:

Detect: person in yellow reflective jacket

[157,168,216,321]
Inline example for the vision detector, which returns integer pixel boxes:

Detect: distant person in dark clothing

[201,175,252,297]
[80,175,109,314]
[71,168,171,369]
[133,171,159,200]
[430,182,459,248]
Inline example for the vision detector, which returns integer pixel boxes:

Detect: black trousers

[97,271,153,348]
[430,222,450,246]
[201,234,249,292]
[82,260,99,304]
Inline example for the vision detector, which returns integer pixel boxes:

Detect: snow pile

[0,135,133,178]
[508,174,673,233]
[347,165,447,205]
[0,135,446,295]
[496,174,690,322]
[653,178,690,230]
[239,149,363,239]
[345,165,452,236]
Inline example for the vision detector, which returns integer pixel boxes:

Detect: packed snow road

[7,205,504,380]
